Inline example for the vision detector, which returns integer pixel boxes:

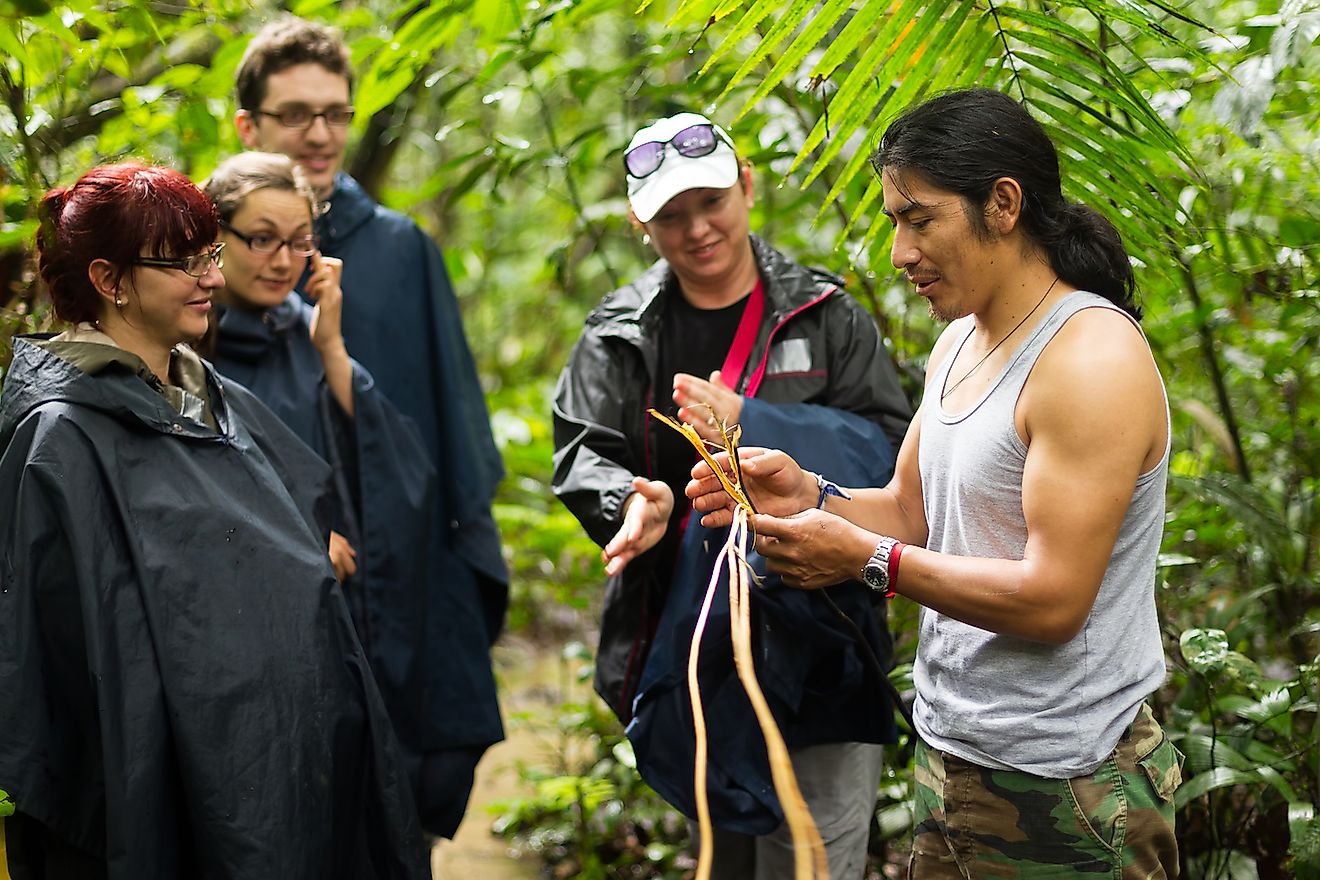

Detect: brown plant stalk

[648,408,827,880]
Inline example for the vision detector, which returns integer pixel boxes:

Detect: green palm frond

[672,0,1215,273]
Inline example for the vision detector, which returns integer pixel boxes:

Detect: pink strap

[720,279,765,390]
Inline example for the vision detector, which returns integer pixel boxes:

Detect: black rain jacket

[210,295,457,832]
[552,235,912,723]
[0,337,426,878]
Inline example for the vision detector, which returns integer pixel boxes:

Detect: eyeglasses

[133,242,225,278]
[624,123,735,180]
[221,222,319,257]
[253,105,356,130]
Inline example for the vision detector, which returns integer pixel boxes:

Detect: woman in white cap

[552,111,912,879]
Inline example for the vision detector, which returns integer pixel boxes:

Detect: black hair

[874,88,1140,320]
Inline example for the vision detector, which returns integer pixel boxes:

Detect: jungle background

[1,0,1317,877]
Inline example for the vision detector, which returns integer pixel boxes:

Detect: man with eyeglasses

[233,16,508,843]
[552,112,912,879]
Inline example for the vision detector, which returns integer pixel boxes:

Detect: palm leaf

[810,0,902,82]
[675,0,1215,276]
[690,0,814,66]
[789,0,956,168]
[718,0,832,88]
[737,0,857,111]
[806,0,978,182]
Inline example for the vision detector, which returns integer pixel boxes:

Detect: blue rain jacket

[310,174,507,834]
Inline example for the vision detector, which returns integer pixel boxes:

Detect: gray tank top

[914,291,1168,778]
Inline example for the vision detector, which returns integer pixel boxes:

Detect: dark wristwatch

[861,536,900,593]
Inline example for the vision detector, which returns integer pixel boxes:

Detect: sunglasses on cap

[623,123,736,180]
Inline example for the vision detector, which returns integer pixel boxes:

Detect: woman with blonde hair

[203,152,442,832]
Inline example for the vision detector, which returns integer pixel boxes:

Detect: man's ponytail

[1040,202,1139,320]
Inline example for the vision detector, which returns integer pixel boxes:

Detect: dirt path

[430,637,580,879]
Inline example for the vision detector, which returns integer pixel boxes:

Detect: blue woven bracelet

[813,472,853,509]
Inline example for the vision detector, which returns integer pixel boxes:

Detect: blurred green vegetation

[2,1,1317,876]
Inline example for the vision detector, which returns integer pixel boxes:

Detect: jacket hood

[212,294,312,366]
[587,234,843,342]
[0,336,226,447]
[319,172,378,246]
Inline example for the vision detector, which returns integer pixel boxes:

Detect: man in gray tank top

[688,89,1185,878]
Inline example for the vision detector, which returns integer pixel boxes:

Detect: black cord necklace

[940,276,1059,404]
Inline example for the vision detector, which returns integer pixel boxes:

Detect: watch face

[863,562,888,591]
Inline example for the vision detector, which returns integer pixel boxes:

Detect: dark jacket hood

[320,172,379,245]
[211,294,310,365]
[0,337,224,448]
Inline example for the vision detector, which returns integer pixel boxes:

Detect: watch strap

[862,536,899,595]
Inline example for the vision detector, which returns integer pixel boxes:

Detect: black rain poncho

[0,336,427,879]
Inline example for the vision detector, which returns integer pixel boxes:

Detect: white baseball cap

[625,112,739,223]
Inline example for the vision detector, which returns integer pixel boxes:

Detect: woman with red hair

[0,163,427,879]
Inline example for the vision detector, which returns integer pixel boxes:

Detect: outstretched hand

[752,509,874,590]
[602,477,674,576]
[685,447,817,528]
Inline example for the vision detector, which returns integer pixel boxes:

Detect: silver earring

[114,296,124,307]
[642,233,651,245]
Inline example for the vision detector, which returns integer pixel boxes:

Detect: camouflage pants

[910,703,1183,879]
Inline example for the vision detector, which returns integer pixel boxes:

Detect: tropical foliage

[1,1,1317,877]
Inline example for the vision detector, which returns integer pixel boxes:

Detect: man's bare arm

[877,308,1166,643]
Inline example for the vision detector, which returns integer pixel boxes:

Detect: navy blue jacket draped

[309,174,506,776]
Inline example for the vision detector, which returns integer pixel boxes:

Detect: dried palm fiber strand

[648,409,828,880]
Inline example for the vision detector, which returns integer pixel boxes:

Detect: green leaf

[740,0,853,109]
[1178,732,1256,773]
[149,62,205,90]
[1236,686,1296,729]
[0,22,29,64]
[1007,42,1185,161]
[0,219,37,248]
[470,0,520,48]
[1181,627,1230,668]
[355,2,467,118]
[808,0,989,232]
[714,0,845,94]
[697,0,780,70]
[809,0,892,81]
[788,0,952,164]
[1174,764,1298,809]
[1289,803,1320,877]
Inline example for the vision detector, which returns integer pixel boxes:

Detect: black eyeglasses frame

[253,106,356,130]
[132,242,226,278]
[221,222,320,258]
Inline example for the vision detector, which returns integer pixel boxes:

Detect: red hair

[37,163,219,325]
